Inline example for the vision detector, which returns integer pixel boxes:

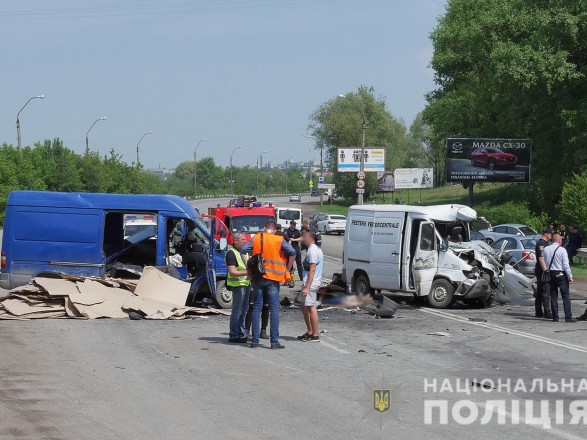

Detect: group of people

[534,226,586,322]
[224,219,324,348]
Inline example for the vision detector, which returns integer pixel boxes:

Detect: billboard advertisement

[336,148,385,173]
[377,172,395,192]
[394,168,434,189]
[446,138,532,183]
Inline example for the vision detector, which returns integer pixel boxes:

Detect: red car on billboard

[470,147,517,170]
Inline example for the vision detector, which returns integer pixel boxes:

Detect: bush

[559,172,587,233]
[476,201,548,232]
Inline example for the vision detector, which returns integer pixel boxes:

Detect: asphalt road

[1,197,587,439]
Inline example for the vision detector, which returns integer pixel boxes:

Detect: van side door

[413,221,438,296]
[368,214,404,290]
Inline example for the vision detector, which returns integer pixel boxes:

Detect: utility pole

[85,116,107,155]
[136,131,152,168]
[358,116,367,205]
[193,139,208,199]
[16,95,45,149]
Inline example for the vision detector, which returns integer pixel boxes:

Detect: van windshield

[278,210,301,221]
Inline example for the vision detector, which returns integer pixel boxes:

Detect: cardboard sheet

[34,277,81,297]
[134,266,190,306]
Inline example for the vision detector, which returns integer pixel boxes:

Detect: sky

[1,0,445,170]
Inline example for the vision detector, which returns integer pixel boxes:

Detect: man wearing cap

[285,220,304,281]
[534,229,554,319]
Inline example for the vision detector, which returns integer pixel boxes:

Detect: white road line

[420,309,587,354]
[232,346,305,373]
[319,340,350,354]
[325,255,342,262]
[477,402,586,440]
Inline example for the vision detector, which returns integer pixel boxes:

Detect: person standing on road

[544,233,576,323]
[297,229,323,342]
[565,225,582,265]
[242,221,296,349]
[285,220,303,281]
[226,232,251,343]
[534,229,554,319]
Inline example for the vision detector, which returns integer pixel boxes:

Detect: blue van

[0,191,232,307]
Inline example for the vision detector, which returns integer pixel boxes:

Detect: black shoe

[297,332,310,340]
[302,335,320,342]
[553,318,559,322]
[565,318,578,323]
[249,343,259,349]
[577,314,587,321]
[260,330,269,339]
[544,315,553,320]
[228,337,248,343]
[535,313,544,318]
[271,343,285,349]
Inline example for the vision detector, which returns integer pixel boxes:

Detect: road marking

[477,402,585,440]
[325,255,342,262]
[319,340,350,354]
[420,309,587,354]
[233,346,305,373]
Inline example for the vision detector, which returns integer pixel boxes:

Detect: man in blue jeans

[242,221,296,349]
[544,233,577,323]
[225,232,251,343]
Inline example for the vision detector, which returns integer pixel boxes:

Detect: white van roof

[348,204,477,222]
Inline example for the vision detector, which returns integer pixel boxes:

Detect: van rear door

[368,213,404,290]
[413,221,438,296]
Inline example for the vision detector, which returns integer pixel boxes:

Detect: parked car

[490,236,537,276]
[289,194,302,203]
[470,147,517,170]
[478,223,539,244]
[316,214,347,235]
[310,189,319,197]
[310,212,329,228]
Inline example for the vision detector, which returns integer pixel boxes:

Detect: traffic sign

[356,188,365,194]
[318,176,325,184]
[356,179,366,189]
[309,180,314,188]
[318,183,335,189]
[357,171,365,179]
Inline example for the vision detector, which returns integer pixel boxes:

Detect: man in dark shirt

[535,229,554,319]
[285,221,303,281]
[565,226,583,265]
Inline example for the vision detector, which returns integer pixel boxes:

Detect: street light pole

[193,138,208,199]
[339,94,368,205]
[85,116,107,155]
[256,150,267,195]
[230,146,242,195]
[306,135,324,206]
[136,131,152,168]
[16,94,45,149]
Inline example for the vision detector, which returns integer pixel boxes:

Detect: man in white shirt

[297,229,324,342]
[543,234,576,322]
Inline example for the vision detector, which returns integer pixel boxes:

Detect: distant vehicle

[479,223,539,244]
[289,194,302,203]
[316,214,347,235]
[310,189,319,197]
[275,207,303,230]
[123,217,157,240]
[470,147,517,170]
[490,236,537,277]
[310,212,329,227]
[262,201,275,207]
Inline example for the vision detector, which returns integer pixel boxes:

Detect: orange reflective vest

[252,233,289,283]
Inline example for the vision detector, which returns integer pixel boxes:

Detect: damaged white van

[342,204,500,308]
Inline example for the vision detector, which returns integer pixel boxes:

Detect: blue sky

[1,0,445,169]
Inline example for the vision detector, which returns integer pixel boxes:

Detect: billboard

[377,172,395,192]
[337,148,385,173]
[394,168,434,189]
[446,138,532,183]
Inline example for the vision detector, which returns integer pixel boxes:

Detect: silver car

[289,194,301,203]
[490,236,538,276]
[479,223,539,244]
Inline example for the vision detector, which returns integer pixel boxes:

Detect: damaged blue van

[0,191,232,307]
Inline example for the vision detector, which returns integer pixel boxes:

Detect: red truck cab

[204,204,276,245]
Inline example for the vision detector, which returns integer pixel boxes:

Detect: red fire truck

[203,204,277,245]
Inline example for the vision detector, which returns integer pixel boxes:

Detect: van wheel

[428,279,455,309]
[354,274,373,296]
[213,280,233,309]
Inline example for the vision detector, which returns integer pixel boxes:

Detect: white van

[342,204,500,308]
[275,207,303,230]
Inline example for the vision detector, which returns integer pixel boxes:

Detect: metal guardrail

[189,192,311,201]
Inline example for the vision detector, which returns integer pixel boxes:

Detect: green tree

[308,86,413,199]
[425,0,587,212]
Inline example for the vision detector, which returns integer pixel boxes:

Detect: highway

[0,196,586,439]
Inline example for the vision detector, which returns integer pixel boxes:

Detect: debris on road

[359,296,399,318]
[0,267,231,320]
[426,331,453,337]
[468,317,488,323]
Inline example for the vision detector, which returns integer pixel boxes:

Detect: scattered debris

[0,268,231,320]
[320,330,328,334]
[360,296,399,318]
[280,297,292,307]
[472,381,494,390]
[427,331,453,337]
[468,317,487,323]
[358,349,367,353]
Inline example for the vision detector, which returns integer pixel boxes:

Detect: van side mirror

[219,238,228,251]
[441,239,449,252]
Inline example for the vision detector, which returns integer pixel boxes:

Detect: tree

[308,86,416,199]
[425,0,587,213]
